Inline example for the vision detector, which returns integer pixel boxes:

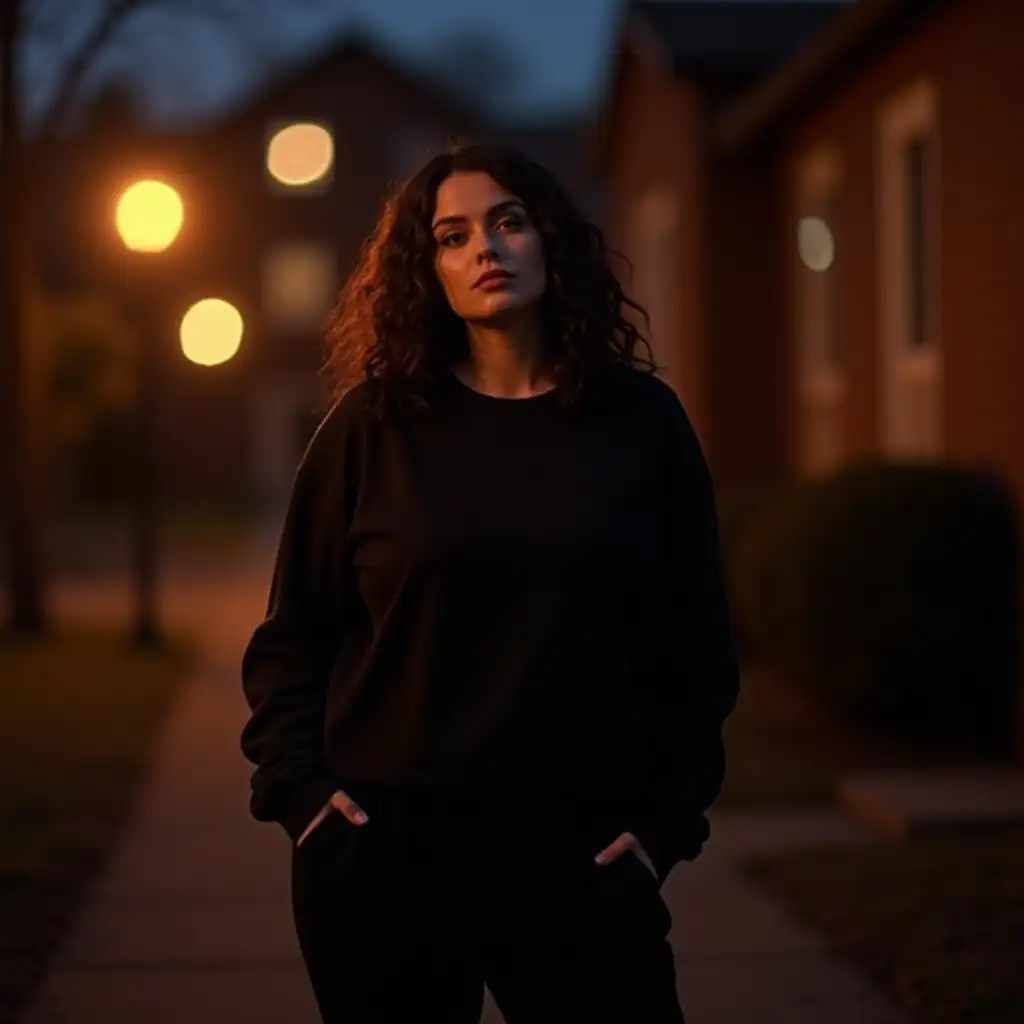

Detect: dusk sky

[21,0,852,129]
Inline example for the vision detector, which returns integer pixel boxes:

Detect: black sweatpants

[290,784,686,1023]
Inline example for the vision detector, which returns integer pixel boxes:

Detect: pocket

[295,806,352,857]
[623,848,660,888]
[596,850,673,938]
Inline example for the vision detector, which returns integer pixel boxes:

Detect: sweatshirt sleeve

[634,383,741,881]
[239,402,357,842]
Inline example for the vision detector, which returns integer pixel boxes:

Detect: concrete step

[838,767,1024,838]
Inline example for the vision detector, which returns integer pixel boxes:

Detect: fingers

[329,789,369,825]
[594,830,637,866]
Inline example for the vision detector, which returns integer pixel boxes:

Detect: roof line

[628,3,680,75]
[584,4,678,176]
[716,0,942,152]
[204,26,481,132]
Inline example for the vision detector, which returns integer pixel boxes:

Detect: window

[262,241,337,334]
[905,135,936,349]
[794,145,844,475]
[265,121,335,194]
[877,79,941,457]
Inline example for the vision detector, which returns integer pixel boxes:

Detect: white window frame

[794,144,845,475]
[877,78,942,457]
[628,185,680,394]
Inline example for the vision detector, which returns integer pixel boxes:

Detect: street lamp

[180,298,244,367]
[113,178,183,648]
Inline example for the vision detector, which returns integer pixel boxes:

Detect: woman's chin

[470,294,539,323]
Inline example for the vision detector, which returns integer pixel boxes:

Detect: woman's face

[431,171,546,324]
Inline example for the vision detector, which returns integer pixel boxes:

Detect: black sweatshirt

[239,367,740,880]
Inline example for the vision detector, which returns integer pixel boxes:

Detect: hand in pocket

[593,831,658,882]
[296,789,369,847]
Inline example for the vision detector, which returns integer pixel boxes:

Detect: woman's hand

[594,831,658,881]
[329,789,369,824]
[295,789,369,847]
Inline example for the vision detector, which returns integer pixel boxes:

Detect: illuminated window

[262,242,337,333]
[266,121,334,192]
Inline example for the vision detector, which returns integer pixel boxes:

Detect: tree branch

[1,0,25,145]
[25,0,340,147]
[32,0,157,145]
[133,0,341,98]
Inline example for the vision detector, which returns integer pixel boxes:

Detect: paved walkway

[20,557,906,1023]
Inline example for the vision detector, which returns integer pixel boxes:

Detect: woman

[240,142,739,1023]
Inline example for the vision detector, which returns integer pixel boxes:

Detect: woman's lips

[474,270,514,289]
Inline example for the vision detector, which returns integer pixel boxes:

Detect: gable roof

[198,27,481,133]
[590,1,847,171]
[632,0,850,78]
[717,0,950,151]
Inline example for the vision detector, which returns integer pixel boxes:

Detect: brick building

[597,0,1024,527]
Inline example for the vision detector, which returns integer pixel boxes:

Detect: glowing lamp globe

[115,180,183,253]
[180,299,243,367]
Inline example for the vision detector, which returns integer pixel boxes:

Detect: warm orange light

[180,299,243,366]
[114,180,183,253]
[266,122,334,187]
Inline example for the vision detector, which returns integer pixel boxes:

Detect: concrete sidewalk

[21,565,905,1023]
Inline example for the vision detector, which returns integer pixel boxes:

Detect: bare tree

[0,0,331,634]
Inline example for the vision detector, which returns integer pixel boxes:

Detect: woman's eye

[497,215,524,231]
[438,231,464,247]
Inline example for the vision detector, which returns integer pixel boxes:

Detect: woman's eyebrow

[432,199,525,232]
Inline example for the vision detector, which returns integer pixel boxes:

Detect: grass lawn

[744,827,1024,1023]
[0,626,191,1022]
[719,665,990,806]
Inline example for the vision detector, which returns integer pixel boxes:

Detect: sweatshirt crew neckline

[448,371,560,406]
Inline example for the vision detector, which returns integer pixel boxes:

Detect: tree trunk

[1,0,48,634]
[0,147,48,634]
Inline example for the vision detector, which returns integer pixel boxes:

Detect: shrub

[716,476,799,661]
[726,459,1020,755]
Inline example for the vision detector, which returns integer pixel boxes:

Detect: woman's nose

[475,229,500,263]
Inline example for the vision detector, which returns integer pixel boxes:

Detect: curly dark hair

[324,141,655,416]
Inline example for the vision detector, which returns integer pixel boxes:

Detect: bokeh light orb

[115,179,183,253]
[266,123,334,187]
[797,216,835,272]
[180,299,243,366]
